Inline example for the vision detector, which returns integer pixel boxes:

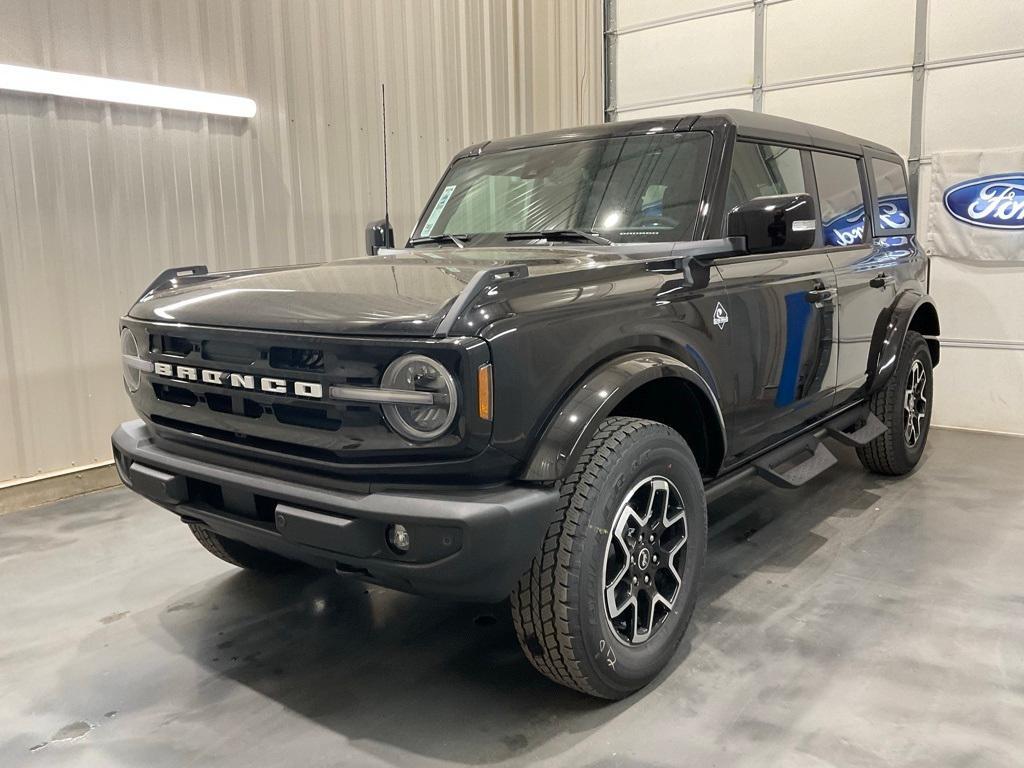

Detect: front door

[714,141,839,464]
[717,252,838,463]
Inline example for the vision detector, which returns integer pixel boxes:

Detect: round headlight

[120,327,142,392]
[381,354,458,442]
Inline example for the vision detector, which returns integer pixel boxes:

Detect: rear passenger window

[814,153,866,246]
[871,158,913,231]
[724,142,806,214]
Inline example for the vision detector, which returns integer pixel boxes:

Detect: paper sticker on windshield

[419,185,457,237]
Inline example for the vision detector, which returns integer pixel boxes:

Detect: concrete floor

[1,428,1022,768]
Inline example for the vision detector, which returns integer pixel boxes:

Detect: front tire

[511,417,707,699]
[189,525,301,574]
[857,330,934,475]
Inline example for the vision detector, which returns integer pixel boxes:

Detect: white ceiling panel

[616,10,754,109]
[763,73,913,156]
[923,57,1024,154]
[616,0,747,31]
[765,0,915,84]
[928,0,1024,62]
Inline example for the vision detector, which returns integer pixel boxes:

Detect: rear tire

[511,417,707,699]
[188,525,301,573]
[857,330,933,475]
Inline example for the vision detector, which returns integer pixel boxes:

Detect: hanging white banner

[928,149,1024,262]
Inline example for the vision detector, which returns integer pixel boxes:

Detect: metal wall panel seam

[752,0,765,112]
[763,64,914,92]
[926,46,1024,70]
[614,86,754,115]
[603,0,616,119]
[907,0,928,213]
[938,339,1024,351]
[610,1,753,37]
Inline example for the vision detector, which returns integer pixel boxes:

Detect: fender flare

[521,352,727,482]
[867,290,940,393]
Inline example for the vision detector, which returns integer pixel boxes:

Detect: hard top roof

[460,109,900,161]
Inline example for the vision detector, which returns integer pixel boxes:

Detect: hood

[128,248,632,336]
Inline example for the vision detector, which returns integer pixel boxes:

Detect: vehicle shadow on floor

[151,446,906,765]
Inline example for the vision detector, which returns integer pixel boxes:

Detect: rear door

[815,151,900,405]
[715,141,839,464]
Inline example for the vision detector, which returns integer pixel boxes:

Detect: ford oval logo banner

[928,150,1024,262]
[943,174,1024,229]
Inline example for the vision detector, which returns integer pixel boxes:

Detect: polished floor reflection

[2,428,1022,767]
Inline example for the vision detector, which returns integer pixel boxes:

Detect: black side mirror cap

[365,218,395,255]
[727,193,816,255]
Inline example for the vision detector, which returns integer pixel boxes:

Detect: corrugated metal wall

[0,0,602,484]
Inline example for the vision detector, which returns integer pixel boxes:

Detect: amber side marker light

[478,364,493,421]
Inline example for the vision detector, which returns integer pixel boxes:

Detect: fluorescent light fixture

[0,63,256,118]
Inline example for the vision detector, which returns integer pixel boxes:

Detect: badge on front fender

[713,302,729,330]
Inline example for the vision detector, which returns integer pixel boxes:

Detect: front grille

[202,339,263,366]
[153,383,198,406]
[151,334,194,357]
[272,403,342,431]
[151,415,345,461]
[269,346,324,372]
[126,320,475,463]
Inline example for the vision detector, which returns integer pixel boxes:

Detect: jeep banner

[928,149,1024,262]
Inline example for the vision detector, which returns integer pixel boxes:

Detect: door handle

[869,273,895,289]
[805,287,837,304]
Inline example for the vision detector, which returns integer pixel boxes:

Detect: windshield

[412,131,713,246]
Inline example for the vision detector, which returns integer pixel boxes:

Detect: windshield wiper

[408,233,470,248]
[505,229,611,246]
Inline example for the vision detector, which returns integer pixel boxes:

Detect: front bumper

[112,420,557,602]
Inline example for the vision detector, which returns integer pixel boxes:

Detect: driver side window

[724,142,807,215]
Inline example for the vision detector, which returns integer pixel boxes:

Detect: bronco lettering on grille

[153,362,323,399]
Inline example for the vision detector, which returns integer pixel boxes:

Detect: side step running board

[753,436,838,489]
[826,410,887,447]
[705,405,891,499]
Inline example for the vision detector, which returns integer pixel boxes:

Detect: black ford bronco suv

[113,110,939,699]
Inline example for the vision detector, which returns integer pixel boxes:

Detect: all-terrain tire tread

[856,331,928,475]
[510,417,665,697]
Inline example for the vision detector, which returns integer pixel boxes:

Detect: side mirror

[727,193,816,255]
[365,218,395,255]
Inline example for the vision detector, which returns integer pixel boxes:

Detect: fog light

[386,523,411,554]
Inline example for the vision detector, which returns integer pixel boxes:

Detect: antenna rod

[381,83,392,247]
